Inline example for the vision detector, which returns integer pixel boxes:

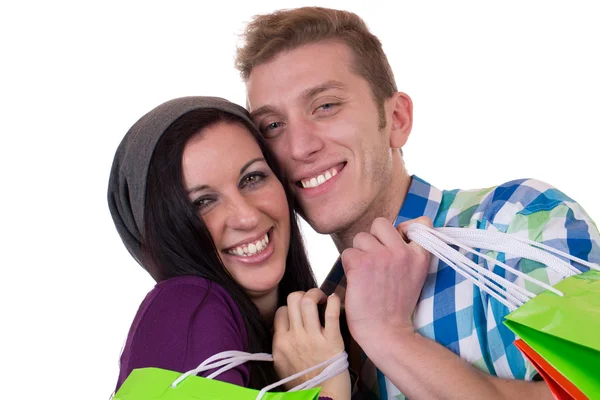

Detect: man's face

[246,41,397,234]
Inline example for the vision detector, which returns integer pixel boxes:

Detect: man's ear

[387,92,413,149]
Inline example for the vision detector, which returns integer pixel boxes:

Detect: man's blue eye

[316,103,339,113]
[261,122,284,139]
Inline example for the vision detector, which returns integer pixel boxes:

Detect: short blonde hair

[235,7,397,128]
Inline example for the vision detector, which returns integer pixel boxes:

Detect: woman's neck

[251,288,279,327]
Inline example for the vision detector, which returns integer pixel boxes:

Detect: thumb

[399,217,434,258]
[398,216,434,239]
[340,248,364,274]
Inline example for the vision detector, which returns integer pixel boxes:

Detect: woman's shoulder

[135,275,245,334]
[117,275,249,389]
[152,274,231,298]
[151,275,236,305]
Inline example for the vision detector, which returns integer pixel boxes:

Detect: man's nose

[288,118,324,161]
[225,194,261,231]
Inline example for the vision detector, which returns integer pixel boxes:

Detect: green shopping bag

[405,225,600,398]
[113,367,321,400]
[504,270,600,399]
[113,350,348,400]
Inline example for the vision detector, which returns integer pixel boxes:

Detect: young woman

[108,96,350,399]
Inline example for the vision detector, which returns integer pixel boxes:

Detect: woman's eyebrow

[240,157,265,175]
[187,184,209,195]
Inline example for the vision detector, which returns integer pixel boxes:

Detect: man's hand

[342,217,554,399]
[340,217,432,347]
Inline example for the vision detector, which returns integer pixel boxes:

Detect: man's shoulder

[447,177,568,204]
[439,178,577,229]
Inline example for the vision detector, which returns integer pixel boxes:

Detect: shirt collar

[321,175,443,296]
[393,175,443,226]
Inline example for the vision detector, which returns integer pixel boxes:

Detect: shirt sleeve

[486,180,600,379]
[116,278,250,390]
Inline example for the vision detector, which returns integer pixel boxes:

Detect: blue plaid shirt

[321,176,600,399]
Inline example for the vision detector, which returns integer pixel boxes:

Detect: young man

[235,7,600,399]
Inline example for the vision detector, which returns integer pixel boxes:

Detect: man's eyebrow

[249,81,347,120]
[302,80,348,101]
[240,157,265,175]
[250,105,277,120]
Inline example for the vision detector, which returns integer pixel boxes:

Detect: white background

[1,1,598,398]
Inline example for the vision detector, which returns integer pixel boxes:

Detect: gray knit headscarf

[107,96,259,278]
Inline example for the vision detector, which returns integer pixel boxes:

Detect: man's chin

[295,199,353,233]
[301,212,345,235]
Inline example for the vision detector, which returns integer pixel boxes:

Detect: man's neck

[332,160,411,252]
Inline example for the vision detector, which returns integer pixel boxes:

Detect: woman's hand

[273,288,350,398]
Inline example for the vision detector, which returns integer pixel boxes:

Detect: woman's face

[182,121,291,300]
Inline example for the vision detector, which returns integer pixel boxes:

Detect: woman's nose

[225,195,261,230]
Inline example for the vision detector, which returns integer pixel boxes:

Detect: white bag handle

[406,224,599,311]
[171,350,348,400]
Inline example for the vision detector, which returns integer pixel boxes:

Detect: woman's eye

[241,172,267,187]
[193,197,214,211]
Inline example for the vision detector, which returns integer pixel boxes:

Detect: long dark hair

[142,108,317,388]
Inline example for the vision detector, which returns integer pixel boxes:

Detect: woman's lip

[223,231,275,265]
[224,228,271,251]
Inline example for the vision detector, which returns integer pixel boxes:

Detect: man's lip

[294,163,345,197]
[223,228,271,251]
[294,162,346,186]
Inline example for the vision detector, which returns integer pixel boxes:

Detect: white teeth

[227,233,270,257]
[301,167,339,188]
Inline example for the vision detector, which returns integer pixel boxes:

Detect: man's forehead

[245,42,356,112]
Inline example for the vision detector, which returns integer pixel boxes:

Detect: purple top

[116,275,249,389]
[115,275,333,399]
